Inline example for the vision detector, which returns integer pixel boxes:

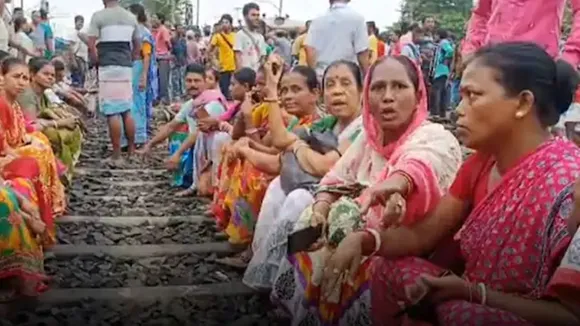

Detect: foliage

[563,2,572,38]
[389,0,473,37]
[119,0,187,24]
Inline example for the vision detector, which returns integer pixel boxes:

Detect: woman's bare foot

[175,188,196,197]
[24,217,46,236]
[104,156,124,168]
[215,247,253,269]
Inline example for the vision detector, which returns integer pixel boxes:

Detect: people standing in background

[401,24,423,64]
[387,29,401,55]
[448,38,463,109]
[67,15,89,88]
[194,32,206,64]
[305,0,369,80]
[0,0,34,57]
[367,21,380,63]
[209,14,236,99]
[292,20,310,66]
[29,10,54,59]
[267,29,292,66]
[234,2,267,72]
[12,16,33,62]
[419,16,437,87]
[12,7,23,19]
[127,3,158,148]
[170,24,187,101]
[186,30,200,65]
[152,13,172,105]
[87,0,139,163]
[202,25,212,50]
[429,28,454,118]
[377,33,386,58]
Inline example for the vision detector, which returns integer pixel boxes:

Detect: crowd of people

[0,36,87,303]
[2,0,580,325]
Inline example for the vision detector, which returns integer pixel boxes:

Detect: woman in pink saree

[270,56,462,325]
[323,42,580,325]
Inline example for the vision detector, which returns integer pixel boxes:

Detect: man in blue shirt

[171,24,188,101]
[429,29,454,118]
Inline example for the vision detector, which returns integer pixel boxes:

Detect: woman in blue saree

[124,4,159,148]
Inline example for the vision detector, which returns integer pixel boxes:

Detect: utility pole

[278,0,282,16]
[195,0,200,26]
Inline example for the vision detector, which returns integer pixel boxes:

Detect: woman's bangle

[263,97,279,103]
[478,283,487,305]
[363,228,381,257]
[53,121,58,128]
[313,198,332,209]
[245,128,259,136]
[394,171,414,197]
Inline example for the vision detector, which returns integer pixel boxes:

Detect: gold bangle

[313,198,332,209]
[394,171,414,197]
[263,97,279,103]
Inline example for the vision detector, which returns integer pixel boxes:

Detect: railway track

[2,117,287,326]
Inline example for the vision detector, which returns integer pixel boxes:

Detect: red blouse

[449,152,495,207]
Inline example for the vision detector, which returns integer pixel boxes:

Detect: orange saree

[0,97,65,218]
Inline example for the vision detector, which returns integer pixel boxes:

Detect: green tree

[119,0,187,24]
[391,0,473,37]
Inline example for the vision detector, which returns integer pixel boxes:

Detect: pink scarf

[362,56,429,158]
[189,89,227,117]
[321,56,460,227]
[219,101,242,122]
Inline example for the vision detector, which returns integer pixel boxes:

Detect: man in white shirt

[234,2,267,71]
[67,15,89,87]
[305,0,369,80]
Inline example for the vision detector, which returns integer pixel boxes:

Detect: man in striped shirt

[88,0,140,163]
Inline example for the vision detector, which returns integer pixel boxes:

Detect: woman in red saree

[321,42,580,325]
[0,57,65,222]
[0,157,52,300]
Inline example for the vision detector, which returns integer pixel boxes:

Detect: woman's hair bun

[554,59,580,115]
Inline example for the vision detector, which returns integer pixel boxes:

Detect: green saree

[18,88,83,183]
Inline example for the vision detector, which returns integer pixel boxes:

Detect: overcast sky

[20,0,402,36]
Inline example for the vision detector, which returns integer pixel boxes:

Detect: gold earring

[515,112,524,119]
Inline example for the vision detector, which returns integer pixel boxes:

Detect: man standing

[152,13,172,105]
[209,14,236,98]
[171,24,187,100]
[419,16,437,87]
[268,29,292,66]
[30,10,54,59]
[367,21,380,64]
[401,24,423,64]
[234,2,267,72]
[68,15,89,88]
[88,0,139,163]
[292,20,310,66]
[304,0,369,80]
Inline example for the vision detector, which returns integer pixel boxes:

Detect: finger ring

[333,268,340,274]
